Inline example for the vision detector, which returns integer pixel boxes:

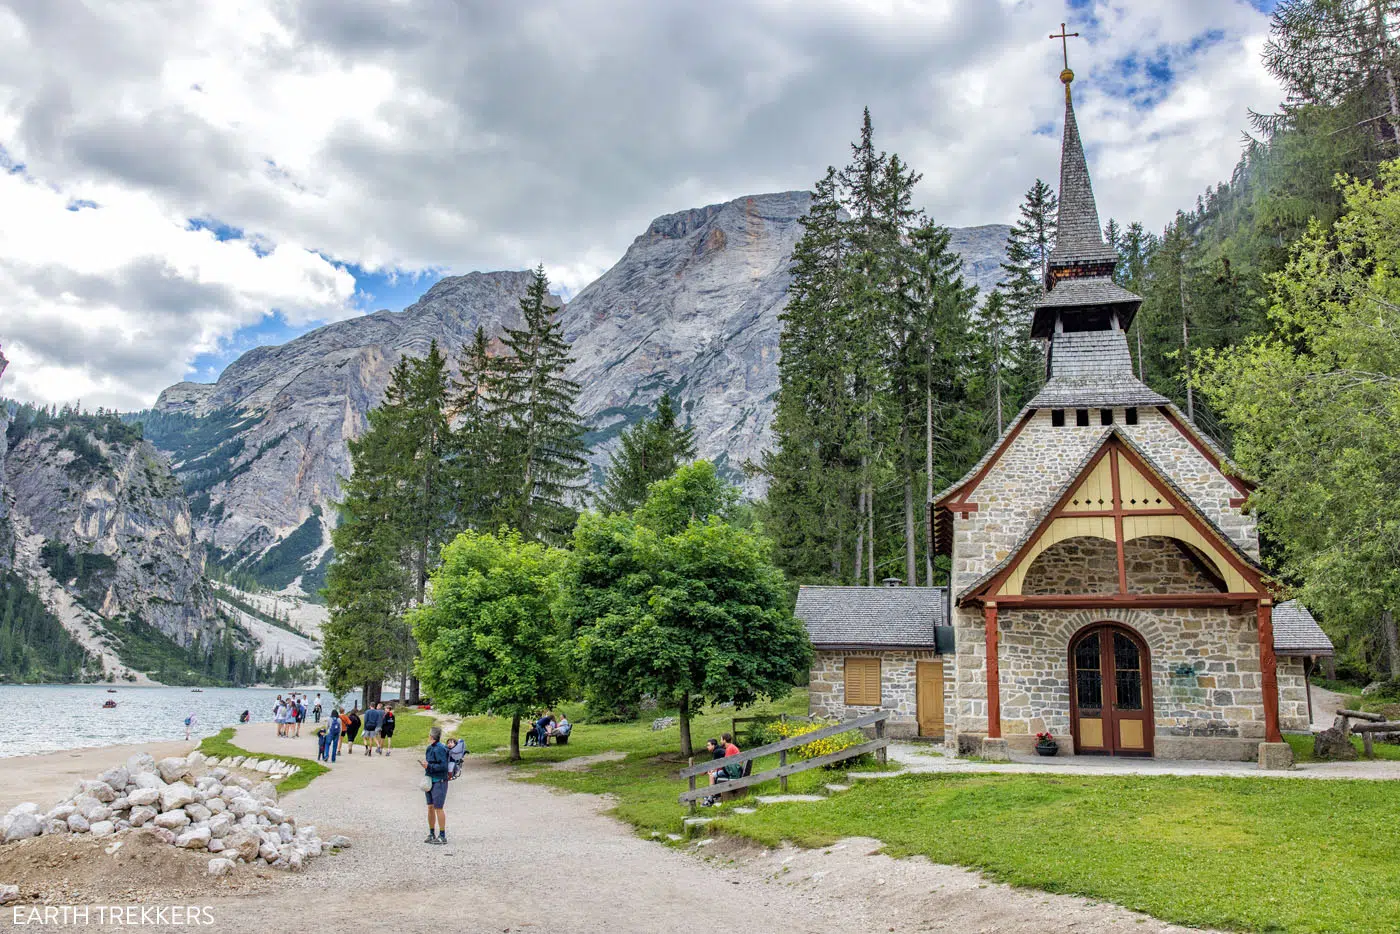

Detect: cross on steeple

[1050,22,1079,71]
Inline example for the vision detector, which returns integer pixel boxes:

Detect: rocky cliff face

[5,424,222,650]
[0,347,11,570]
[148,193,1009,591]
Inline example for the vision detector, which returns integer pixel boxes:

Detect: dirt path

[1310,683,1349,731]
[195,723,1214,934]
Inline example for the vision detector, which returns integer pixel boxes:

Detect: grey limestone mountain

[147,192,1010,593]
[1,415,243,680]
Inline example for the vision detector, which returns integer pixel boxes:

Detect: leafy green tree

[1196,161,1400,679]
[597,394,697,514]
[488,266,590,544]
[411,529,571,760]
[565,464,810,756]
[632,460,739,535]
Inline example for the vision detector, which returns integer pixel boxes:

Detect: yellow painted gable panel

[1118,457,1168,509]
[1002,516,1115,595]
[1121,515,1250,592]
[1062,458,1114,512]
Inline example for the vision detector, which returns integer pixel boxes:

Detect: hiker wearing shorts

[421,726,449,845]
[381,705,396,755]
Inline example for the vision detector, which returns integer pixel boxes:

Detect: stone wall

[956,606,1274,759]
[809,649,954,740]
[1278,657,1310,733]
[1023,536,1221,597]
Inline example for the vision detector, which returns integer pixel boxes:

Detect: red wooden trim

[1229,497,1248,508]
[987,593,1263,608]
[975,442,1118,599]
[1056,508,1178,518]
[936,410,1036,506]
[985,604,1001,739]
[1170,539,1229,593]
[1257,602,1283,744]
[1157,405,1252,495]
[1112,440,1267,593]
[1110,450,1128,594]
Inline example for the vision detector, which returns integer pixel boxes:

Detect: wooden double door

[1069,624,1153,756]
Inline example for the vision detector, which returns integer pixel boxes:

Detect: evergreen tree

[448,327,501,531]
[597,393,697,514]
[489,266,590,544]
[994,179,1057,419]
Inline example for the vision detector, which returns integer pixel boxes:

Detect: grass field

[450,691,1400,934]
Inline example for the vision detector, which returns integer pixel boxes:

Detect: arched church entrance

[1068,623,1154,757]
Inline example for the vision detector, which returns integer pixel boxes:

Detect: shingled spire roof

[1048,88,1118,268]
[1030,68,1142,341]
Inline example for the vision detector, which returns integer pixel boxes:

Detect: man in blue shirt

[362,703,384,756]
[420,726,450,844]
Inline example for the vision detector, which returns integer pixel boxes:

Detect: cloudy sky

[0,0,1282,411]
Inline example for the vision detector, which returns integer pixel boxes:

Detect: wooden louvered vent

[844,657,882,706]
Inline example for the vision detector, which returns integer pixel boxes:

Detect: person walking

[325,708,342,763]
[184,712,196,741]
[294,696,305,737]
[345,707,361,747]
[274,696,286,738]
[312,695,322,724]
[380,704,396,756]
[421,725,450,844]
[362,702,383,756]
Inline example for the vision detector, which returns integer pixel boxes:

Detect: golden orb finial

[1060,67,1074,85]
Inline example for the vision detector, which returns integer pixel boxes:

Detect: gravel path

[194,723,1215,934]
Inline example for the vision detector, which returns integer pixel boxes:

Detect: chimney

[881,577,903,588]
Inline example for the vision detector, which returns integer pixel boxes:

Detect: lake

[0,685,377,758]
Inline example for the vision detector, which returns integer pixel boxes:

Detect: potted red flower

[1035,731,1058,756]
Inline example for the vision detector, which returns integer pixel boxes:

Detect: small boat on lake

[106,689,117,693]
[191,689,204,693]
[102,700,117,709]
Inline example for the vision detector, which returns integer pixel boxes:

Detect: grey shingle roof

[796,585,947,648]
[1273,600,1335,655]
[1028,329,1170,408]
[1035,276,1142,309]
[955,426,1264,604]
[1048,93,1118,269]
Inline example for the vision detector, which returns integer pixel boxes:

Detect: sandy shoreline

[0,739,197,815]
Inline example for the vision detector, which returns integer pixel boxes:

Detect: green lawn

[450,692,1400,933]
[1286,731,1400,763]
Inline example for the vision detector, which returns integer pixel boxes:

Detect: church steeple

[1029,54,1142,341]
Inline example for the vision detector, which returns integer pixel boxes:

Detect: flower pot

[1035,742,1058,757]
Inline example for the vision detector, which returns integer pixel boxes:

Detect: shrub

[774,718,870,767]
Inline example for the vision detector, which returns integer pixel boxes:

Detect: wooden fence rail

[679,711,890,811]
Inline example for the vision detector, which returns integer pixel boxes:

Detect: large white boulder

[66,813,91,833]
[160,783,197,812]
[184,803,212,823]
[127,787,160,808]
[176,827,212,849]
[89,821,116,837]
[206,797,227,814]
[277,823,294,844]
[4,813,41,842]
[80,780,117,803]
[99,766,130,790]
[81,806,111,824]
[207,837,225,853]
[207,857,235,877]
[251,782,277,803]
[257,842,279,862]
[207,814,234,839]
[326,835,352,849]
[227,797,259,819]
[153,810,190,831]
[0,884,18,904]
[225,830,260,862]
[128,806,157,828]
[45,805,76,823]
[126,752,156,773]
[156,757,190,784]
[186,751,205,771]
[132,771,165,791]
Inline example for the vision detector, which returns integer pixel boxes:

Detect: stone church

[799,65,1332,767]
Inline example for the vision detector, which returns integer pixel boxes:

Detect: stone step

[847,771,905,780]
[731,807,756,815]
[754,794,825,804]
[683,817,714,827]
[824,783,850,793]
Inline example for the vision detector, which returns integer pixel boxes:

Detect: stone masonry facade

[809,650,953,740]
[948,406,1286,760]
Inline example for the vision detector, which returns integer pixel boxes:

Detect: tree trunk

[1179,257,1194,422]
[925,386,935,587]
[678,691,693,758]
[903,476,917,587]
[408,676,420,705]
[1374,0,1400,138]
[509,713,521,761]
[399,670,408,702]
[1383,609,1400,680]
[854,487,866,584]
[866,485,875,587]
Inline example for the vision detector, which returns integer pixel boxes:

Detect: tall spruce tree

[489,266,590,544]
[994,179,1057,420]
[448,326,503,531]
[597,393,697,514]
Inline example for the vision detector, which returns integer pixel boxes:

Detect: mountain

[142,192,1010,594]
[0,404,260,683]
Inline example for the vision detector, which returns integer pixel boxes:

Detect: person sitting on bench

[551,715,572,745]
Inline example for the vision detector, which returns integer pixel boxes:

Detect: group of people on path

[315,701,397,763]
[701,733,744,807]
[273,694,314,738]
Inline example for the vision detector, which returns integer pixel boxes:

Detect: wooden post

[1363,731,1375,760]
[985,603,1002,739]
[1304,657,1315,728]
[687,757,696,815]
[1257,601,1283,743]
[779,749,788,792]
[875,716,887,765]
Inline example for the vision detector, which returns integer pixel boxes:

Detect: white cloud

[0,0,1284,410]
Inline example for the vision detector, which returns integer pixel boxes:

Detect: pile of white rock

[1,751,350,877]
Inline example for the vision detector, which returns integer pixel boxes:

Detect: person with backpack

[420,726,450,845]
[362,702,383,756]
[312,695,322,724]
[184,712,196,741]
[325,708,342,763]
[380,705,396,756]
[345,707,361,746]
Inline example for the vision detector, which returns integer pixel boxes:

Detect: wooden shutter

[844,657,881,706]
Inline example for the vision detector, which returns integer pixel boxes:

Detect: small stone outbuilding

[798,584,954,740]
